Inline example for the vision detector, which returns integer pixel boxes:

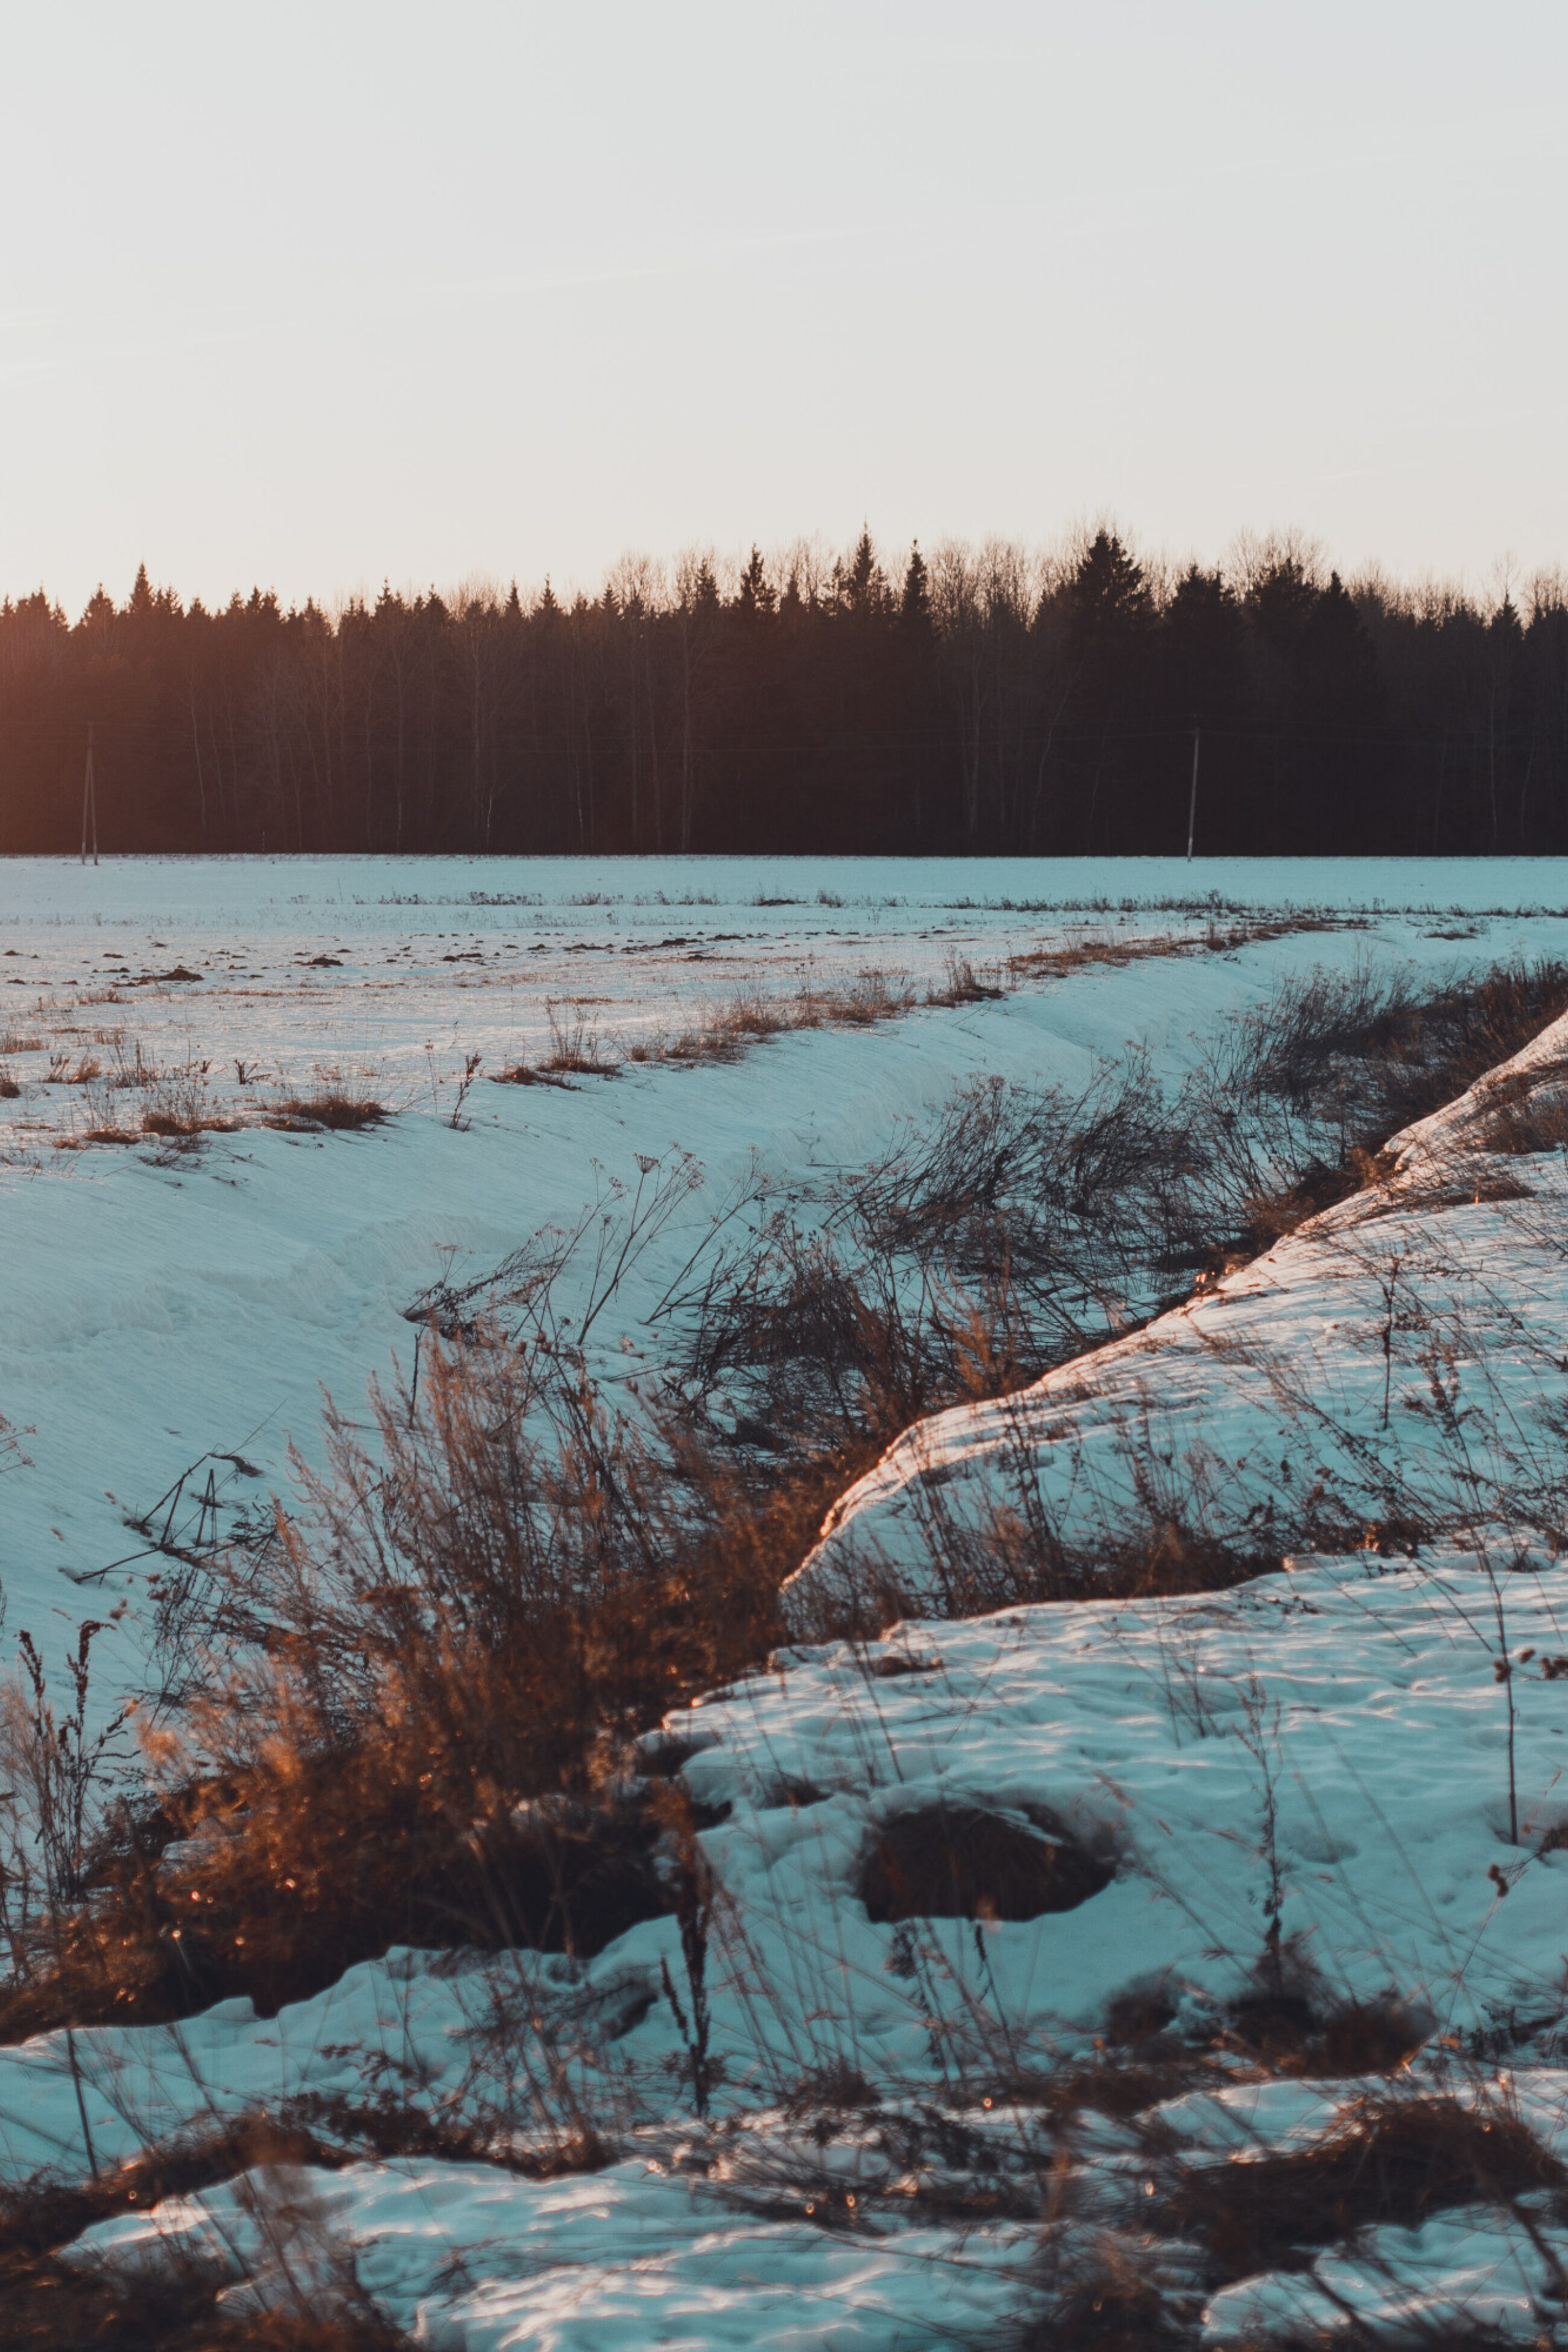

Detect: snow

[67,2154,1033,2348]
[5,854,1568,2344]
[1203,2210,1566,2345]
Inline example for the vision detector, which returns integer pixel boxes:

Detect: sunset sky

[2,1,1563,610]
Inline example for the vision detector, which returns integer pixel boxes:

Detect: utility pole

[1185,723,1201,862]
[81,723,99,867]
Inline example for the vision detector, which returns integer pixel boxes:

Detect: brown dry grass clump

[0,1333,869,2038]
[1162,2093,1563,2284]
[537,1002,620,1076]
[627,971,916,1064]
[264,1090,387,1131]
[495,1001,620,1084]
[140,1108,244,1140]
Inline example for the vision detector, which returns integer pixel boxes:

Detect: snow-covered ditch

[1,854,1564,1712]
[5,857,1568,2344]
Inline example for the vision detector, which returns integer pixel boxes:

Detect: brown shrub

[0,2261,410,2350]
[1220,1988,1429,2076]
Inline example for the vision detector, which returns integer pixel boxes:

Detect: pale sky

[1,1,1563,614]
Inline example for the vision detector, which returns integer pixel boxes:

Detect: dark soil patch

[860,1803,1111,1924]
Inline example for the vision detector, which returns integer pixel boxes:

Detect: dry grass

[264,1089,387,1131]
[0,1329,844,2037]
[538,1001,621,1075]
[926,952,1006,1005]
[140,1106,244,1141]
[1004,912,1346,987]
[0,2111,429,2349]
[1162,2092,1563,2284]
[52,1066,245,1151]
[495,1001,620,1084]
[0,2267,409,2352]
[627,970,917,1064]
[1473,1062,1568,1155]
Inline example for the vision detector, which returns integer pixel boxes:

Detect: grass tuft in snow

[263,1087,388,1131]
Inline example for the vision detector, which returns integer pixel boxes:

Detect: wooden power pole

[1185,724,1201,862]
[81,723,99,866]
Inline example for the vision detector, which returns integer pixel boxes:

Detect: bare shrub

[1016,2239,1193,2352]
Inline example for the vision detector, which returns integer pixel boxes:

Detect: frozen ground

[4,856,1568,2345]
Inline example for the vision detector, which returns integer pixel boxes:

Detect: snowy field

[4,854,1568,2346]
[2,853,1565,1692]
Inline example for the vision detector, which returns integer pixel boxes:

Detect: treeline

[2,528,1566,855]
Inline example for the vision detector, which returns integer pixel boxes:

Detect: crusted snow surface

[1203,2208,1568,2345]
[65,2151,1035,2349]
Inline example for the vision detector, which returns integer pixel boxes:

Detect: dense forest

[2,528,1566,856]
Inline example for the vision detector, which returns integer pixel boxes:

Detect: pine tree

[736,545,775,618]
[900,542,932,636]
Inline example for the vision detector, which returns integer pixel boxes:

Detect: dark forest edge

[2,525,1565,857]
